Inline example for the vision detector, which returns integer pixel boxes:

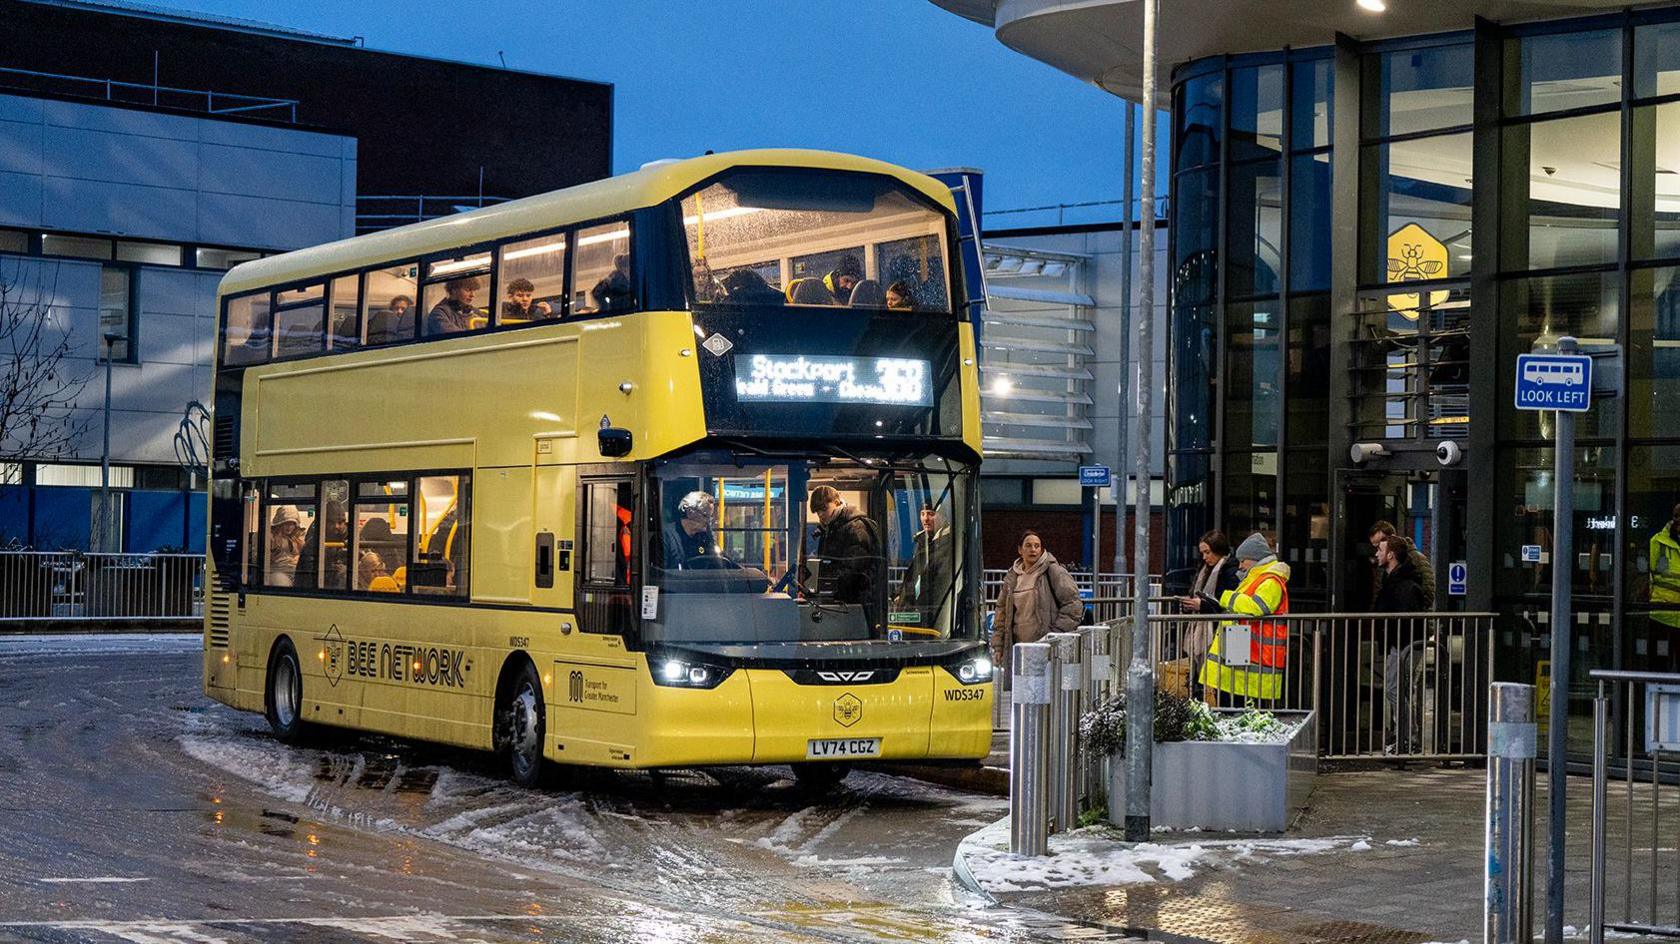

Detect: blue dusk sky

[178,0,1161,227]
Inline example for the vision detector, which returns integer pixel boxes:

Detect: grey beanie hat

[1235,532,1273,563]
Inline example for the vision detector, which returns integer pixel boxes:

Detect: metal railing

[1087,608,1497,761]
[0,65,299,121]
[356,194,513,233]
[1588,669,1680,943]
[0,551,204,622]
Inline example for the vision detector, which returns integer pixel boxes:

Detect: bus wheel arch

[493,653,546,788]
[263,635,310,742]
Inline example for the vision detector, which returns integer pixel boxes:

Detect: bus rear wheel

[497,662,546,788]
[264,638,311,743]
[792,763,851,794]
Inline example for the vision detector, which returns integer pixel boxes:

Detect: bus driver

[663,490,720,568]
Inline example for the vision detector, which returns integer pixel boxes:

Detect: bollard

[1486,682,1537,944]
[1010,642,1051,856]
[1082,626,1112,809]
[1045,632,1084,832]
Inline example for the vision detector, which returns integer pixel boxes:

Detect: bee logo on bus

[316,624,345,687]
[569,670,585,704]
[833,693,863,728]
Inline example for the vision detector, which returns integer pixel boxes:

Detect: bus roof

[219,149,961,297]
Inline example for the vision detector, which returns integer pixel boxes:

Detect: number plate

[806,737,881,759]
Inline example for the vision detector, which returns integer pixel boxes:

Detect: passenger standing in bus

[810,485,884,628]
[989,530,1082,663]
[267,506,305,587]
[425,276,482,336]
[894,503,951,628]
[663,491,719,568]
[500,277,553,321]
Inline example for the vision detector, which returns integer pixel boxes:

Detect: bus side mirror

[598,426,632,457]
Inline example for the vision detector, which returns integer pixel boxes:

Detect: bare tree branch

[0,260,95,461]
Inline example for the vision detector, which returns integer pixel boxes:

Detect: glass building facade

[1168,11,1680,718]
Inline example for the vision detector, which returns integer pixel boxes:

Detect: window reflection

[1509,29,1621,116]
[1503,111,1621,271]
[1369,43,1474,137]
[1367,133,1473,284]
[1229,64,1284,160]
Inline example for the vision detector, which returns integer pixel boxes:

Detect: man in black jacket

[1373,534,1430,613]
[894,503,952,629]
[810,485,883,631]
[1376,533,1429,754]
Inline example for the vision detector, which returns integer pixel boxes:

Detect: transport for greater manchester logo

[833,693,862,728]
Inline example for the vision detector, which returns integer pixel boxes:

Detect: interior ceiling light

[1357,0,1386,10]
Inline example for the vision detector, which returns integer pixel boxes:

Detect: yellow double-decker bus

[202,149,991,789]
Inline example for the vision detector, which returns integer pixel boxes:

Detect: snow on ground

[963,815,1372,893]
[178,734,317,804]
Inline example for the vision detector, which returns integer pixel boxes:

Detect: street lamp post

[99,332,119,551]
[1123,0,1160,843]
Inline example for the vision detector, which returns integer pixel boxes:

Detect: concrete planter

[1106,710,1317,833]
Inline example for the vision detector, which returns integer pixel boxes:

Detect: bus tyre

[792,763,851,794]
[497,662,546,788]
[264,638,311,743]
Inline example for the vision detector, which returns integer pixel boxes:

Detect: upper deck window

[680,169,952,313]
[573,222,635,316]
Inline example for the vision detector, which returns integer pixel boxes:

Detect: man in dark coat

[1373,534,1430,613]
[894,503,952,629]
[810,484,883,629]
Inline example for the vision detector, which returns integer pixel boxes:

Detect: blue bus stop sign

[1515,353,1593,412]
[1078,465,1111,488]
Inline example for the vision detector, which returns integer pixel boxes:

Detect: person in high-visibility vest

[1196,532,1292,704]
[1650,505,1680,633]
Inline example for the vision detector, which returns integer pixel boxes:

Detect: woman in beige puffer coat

[990,530,1084,660]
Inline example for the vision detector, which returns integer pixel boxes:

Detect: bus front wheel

[497,662,546,788]
[264,638,311,743]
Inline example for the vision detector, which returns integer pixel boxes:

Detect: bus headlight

[653,658,729,689]
[955,655,993,684]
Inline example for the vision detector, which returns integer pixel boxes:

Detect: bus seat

[369,575,399,593]
[391,565,407,590]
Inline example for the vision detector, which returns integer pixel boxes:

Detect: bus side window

[497,232,567,323]
[222,293,273,367]
[573,222,634,316]
[364,263,418,346]
[328,274,361,351]
[413,474,469,597]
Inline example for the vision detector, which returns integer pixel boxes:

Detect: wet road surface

[0,634,1136,943]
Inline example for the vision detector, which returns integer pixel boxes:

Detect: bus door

[575,476,638,636]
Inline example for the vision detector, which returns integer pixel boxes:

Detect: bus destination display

[735,354,932,406]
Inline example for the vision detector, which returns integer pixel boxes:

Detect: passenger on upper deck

[886,281,916,311]
[824,255,864,305]
[367,295,413,344]
[425,277,482,336]
[590,254,635,313]
[501,278,554,322]
[663,490,720,569]
[720,268,784,306]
